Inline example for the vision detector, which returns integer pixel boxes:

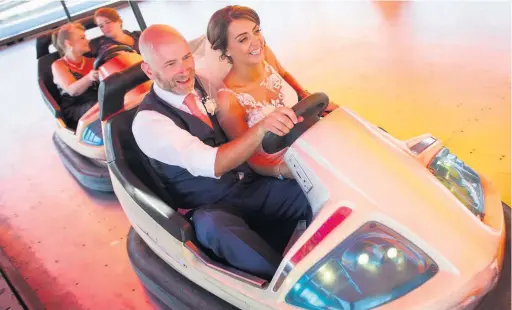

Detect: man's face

[143,38,196,95]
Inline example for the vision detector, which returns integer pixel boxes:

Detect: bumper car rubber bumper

[52,132,113,192]
[475,203,511,310]
[126,227,238,310]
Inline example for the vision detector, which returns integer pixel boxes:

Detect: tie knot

[184,93,196,106]
[182,92,213,128]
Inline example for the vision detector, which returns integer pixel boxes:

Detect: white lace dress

[219,61,298,165]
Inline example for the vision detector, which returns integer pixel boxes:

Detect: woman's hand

[299,89,339,115]
[275,161,295,179]
[88,70,100,82]
[326,100,339,112]
[298,89,311,100]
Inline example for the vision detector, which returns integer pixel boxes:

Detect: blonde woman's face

[66,28,90,55]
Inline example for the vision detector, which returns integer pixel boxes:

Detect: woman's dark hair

[207,5,260,64]
[94,7,123,26]
[51,23,84,56]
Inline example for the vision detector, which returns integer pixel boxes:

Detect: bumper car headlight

[285,222,438,310]
[428,147,485,218]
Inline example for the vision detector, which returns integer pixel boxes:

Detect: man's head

[139,25,195,95]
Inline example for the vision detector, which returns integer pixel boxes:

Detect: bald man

[132,25,311,280]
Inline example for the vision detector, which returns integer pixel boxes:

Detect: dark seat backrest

[37,52,63,119]
[36,34,53,59]
[105,108,195,242]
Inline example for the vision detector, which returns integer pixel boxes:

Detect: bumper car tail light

[273,207,352,292]
[286,222,438,310]
[291,207,352,265]
[428,147,485,218]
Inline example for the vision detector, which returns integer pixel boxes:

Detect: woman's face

[226,18,265,65]
[66,27,90,55]
[96,16,122,38]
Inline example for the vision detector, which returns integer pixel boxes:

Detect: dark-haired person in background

[90,7,141,56]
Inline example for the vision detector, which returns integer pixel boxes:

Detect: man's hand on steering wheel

[257,107,303,137]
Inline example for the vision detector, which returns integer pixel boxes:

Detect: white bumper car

[98,38,510,310]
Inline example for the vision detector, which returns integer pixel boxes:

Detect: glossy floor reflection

[0,1,509,309]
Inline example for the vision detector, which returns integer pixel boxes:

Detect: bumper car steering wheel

[262,92,329,154]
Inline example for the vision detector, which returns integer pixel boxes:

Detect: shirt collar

[153,82,192,109]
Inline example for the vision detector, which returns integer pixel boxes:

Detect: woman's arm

[264,45,339,111]
[216,90,294,179]
[51,60,98,97]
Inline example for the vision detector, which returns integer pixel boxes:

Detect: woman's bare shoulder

[51,58,71,77]
[216,86,237,104]
[51,57,65,70]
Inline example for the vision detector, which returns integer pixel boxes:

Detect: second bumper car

[36,16,149,192]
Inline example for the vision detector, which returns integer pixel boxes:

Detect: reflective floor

[0,1,509,309]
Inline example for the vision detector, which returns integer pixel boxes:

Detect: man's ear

[140,61,153,80]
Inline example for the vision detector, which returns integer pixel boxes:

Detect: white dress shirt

[132,82,219,179]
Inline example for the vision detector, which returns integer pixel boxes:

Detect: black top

[89,30,141,57]
[57,69,99,124]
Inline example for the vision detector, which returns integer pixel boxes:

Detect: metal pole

[60,1,72,22]
[128,1,147,31]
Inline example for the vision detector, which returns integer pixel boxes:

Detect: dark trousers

[192,176,311,280]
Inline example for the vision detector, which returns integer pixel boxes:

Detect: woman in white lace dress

[207,5,338,179]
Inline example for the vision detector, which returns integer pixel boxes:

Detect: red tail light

[273,207,352,292]
[291,207,352,265]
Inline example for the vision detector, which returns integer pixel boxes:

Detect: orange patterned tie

[183,93,213,128]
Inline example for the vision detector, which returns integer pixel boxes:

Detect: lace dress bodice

[219,61,298,163]
[219,61,298,128]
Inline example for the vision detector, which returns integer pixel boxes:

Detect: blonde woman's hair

[51,23,85,56]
